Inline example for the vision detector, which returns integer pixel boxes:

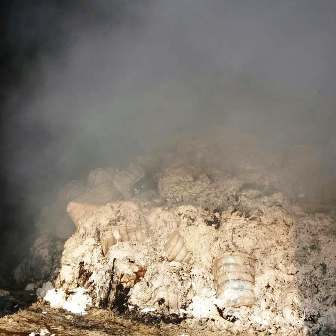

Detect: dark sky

[1,0,336,285]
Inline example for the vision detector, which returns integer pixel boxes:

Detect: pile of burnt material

[15,134,336,335]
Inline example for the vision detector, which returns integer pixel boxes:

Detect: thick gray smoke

[2,0,336,279]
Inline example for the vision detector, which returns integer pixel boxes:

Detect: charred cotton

[15,136,336,335]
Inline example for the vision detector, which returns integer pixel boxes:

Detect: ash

[14,135,336,335]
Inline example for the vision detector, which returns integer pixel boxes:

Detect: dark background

[0,0,143,286]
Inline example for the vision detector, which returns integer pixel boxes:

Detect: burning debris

[12,140,336,335]
[1,1,336,335]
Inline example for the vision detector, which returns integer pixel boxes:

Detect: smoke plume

[1,0,336,284]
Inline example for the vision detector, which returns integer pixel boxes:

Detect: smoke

[1,0,336,282]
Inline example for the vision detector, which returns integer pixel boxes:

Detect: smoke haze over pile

[1,0,336,282]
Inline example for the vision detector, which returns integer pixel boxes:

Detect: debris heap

[15,138,336,335]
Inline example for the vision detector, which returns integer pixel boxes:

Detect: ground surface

[0,302,240,336]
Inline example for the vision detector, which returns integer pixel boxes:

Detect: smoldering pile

[15,133,336,335]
